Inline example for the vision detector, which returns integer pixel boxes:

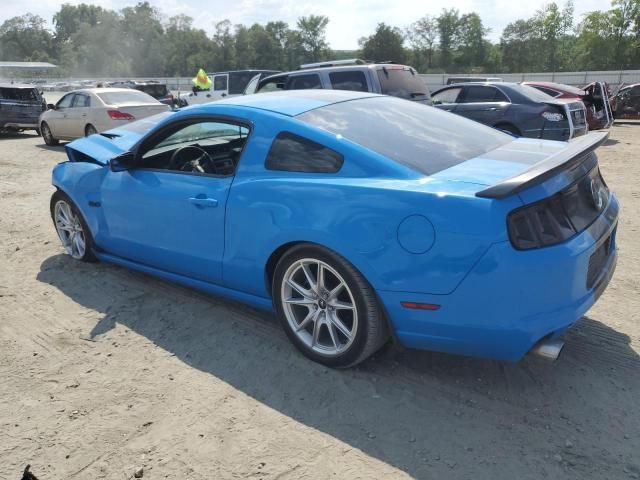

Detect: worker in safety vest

[192,68,212,95]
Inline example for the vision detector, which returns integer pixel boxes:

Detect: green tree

[437,9,461,69]
[407,15,438,70]
[0,14,54,62]
[456,13,489,69]
[296,15,330,63]
[359,23,406,63]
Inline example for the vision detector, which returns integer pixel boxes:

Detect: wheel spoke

[327,322,339,350]
[317,262,326,290]
[287,278,313,299]
[296,308,319,332]
[329,311,352,339]
[328,299,355,310]
[311,311,323,346]
[284,297,316,306]
[301,263,317,292]
[328,282,345,300]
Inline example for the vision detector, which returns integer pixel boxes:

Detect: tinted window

[229,72,254,94]
[136,84,168,98]
[0,87,40,101]
[97,90,158,104]
[513,84,559,102]
[329,71,368,92]
[432,87,461,104]
[214,75,228,91]
[463,86,508,103]
[266,132,343,173]
[298,96,511,176]
[376,68,428,100]
[287,74,322,90]
[57,94,74,108]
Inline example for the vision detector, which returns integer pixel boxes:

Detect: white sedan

[39,88,171,145]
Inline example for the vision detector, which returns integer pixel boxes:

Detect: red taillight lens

[107,110,135,120]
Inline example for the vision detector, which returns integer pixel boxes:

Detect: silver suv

[244,59,432,105]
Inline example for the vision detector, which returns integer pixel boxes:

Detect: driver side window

[57,94,75,109]
[140,120,250,176]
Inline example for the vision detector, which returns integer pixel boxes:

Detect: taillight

[507,168,609,250]
[107,110,135,120]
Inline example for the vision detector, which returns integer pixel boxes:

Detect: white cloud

[1,0,613,49]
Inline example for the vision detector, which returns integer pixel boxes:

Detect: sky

[2,0,612,49]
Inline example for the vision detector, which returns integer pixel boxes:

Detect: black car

[431,82,587,140]
[244,60,432,105]
[0,83,46,134]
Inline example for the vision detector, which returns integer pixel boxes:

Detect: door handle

[189,197,218,208]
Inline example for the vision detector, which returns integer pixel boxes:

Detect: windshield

[298,96,511,175]
[97,90,159,105]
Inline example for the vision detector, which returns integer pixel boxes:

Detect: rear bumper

[379,194,619,361]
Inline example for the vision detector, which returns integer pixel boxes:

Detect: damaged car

[0,83,46,135]
[431,82,588,140]
[524,81,614,130]
[49,90,617,368]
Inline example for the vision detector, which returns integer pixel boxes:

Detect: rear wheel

[273,244,388,368]
[41,122,59,146]
[50,191,96,262]
[85,124,97,136]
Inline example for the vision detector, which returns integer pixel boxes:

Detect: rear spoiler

[476,131,609,199]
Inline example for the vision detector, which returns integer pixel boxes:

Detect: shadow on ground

[37,254,640,479]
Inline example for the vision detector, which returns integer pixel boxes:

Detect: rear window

[298,96,511,175]
[266,132,343,173]
[329,71,368,92]
[0,87,40,102]
[97,90,158,105]
[136,84,168,98]
[513,84,558,102]
[376,68,428,100]
[287,74,322,90]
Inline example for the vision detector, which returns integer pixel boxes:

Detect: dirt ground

[0,124,638,480]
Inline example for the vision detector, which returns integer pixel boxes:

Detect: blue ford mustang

[50,90,619,367]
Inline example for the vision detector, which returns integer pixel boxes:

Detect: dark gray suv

[244,60,432,105]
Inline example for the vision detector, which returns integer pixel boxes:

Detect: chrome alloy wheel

[281,258,358,356]
[54,200,86,259]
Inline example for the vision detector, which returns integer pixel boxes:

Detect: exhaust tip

[530,338,565,361]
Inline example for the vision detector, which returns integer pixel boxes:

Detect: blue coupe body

[51,90,618,364]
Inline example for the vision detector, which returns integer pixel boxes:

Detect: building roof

[0,61,57,69]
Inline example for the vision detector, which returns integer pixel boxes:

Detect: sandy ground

[0,125,639,480]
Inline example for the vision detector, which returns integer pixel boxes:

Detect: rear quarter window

[329,71,368,92]
[287,74,322,90]
[266,132,343,173]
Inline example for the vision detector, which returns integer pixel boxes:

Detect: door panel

[50,93,75,137]
[98,170,232,284]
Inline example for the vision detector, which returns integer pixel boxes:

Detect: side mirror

[47,104,56,110]
[110,151,136,172]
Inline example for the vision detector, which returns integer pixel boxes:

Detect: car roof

[207,89,382,116]
[0,82,38,89]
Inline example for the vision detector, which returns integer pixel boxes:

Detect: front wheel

[50,191,96,262]
[273,245,388,368]
[41,122,59,146]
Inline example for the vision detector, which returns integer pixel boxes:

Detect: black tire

[495,123,520,136]
[41,122,59,146]
[273,244,388,368]
[85,124,97,136]
[50,190,97,262]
